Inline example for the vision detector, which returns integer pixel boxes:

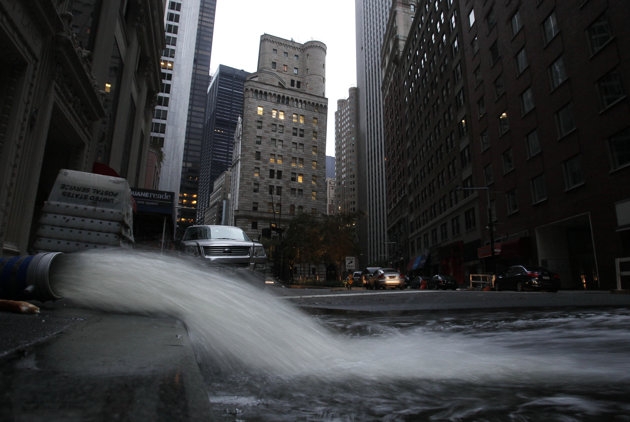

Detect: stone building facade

[334,87,359,215]
[230,34,328,240]
[0,0,164,255]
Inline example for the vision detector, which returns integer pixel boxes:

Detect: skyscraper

[230,34,328,240]
[334,87,359,215]
[151,0,216,235]
[355,0,391,267]
[197,65,249,222]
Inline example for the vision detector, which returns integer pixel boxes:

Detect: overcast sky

[209,0,357,156]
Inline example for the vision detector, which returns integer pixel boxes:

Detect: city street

[1,285,630,420]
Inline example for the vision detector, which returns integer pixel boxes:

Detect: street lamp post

[458,186,495,273]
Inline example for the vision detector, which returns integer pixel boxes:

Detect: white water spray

[51,250,630,383]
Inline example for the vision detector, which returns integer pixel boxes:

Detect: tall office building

[197,65,249,222]
[334,87,359,215]
[381,0,630,289]
[150,0,216,235]
[355,0,391,268]
[230,34,328,240]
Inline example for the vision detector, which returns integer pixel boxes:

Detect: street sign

[345,256,356,270]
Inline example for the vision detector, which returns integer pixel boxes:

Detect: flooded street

[202,308,630,421]
[2,250,629,421]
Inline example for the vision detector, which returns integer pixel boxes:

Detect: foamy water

[50,249,630,386]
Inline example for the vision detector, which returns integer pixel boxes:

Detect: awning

[407,254,429,271]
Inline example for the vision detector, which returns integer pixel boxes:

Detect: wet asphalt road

[1,288,629,420]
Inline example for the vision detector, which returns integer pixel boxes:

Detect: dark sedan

[494,265,560,292]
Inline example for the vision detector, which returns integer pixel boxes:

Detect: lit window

[257,106,263,115]
[279,111,285,120]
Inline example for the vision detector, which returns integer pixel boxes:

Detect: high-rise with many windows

[197,65,249,222]
[230,34,328,240]
[334,87,359,215]
[355,0,391,268]
[150,0,216,235]
[382,0,630,289]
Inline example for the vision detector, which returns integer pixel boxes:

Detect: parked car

[431,274,458,290]
[367,268,405,290]
[179,225,267,269]
[494,265,560,292]
[353,271,363,285]
[361,266,381,288]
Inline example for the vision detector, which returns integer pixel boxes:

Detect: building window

[499,112,510,135]
[299,128,304,138]
[520,88,535,115]
[486,6,496,31]
[543,11,559,44]
[251,222,258,230]
[311,191,317,201]
[489,41,499,66]
[502,148,514,174]
[255,151,261,160]
[494,75,505,98]
[312,131,318,141]
[464,208,476,231]
[440,223,448,241]
[297,174,303,183]
[526,130,541,158]
[254,167,260,177]
[483,164,494,185]
[477,96,485,118]
[292,113,298,123]
[279,111,285,120]
[471,35,479,55]
[311,160,317,169]
[608,127,630,170]
[468,9,475,27]
[256,136,262,145]
[451,216,460,237]
[299,115,305,124]
[272,109,277,118]
[269,154,276,164]
[257,106,263,115]
[271,61,277,69]
[291,172,296,181]
[555,103,576,138]
[256,120,263,129]
[587,15,612,54]
[598,70,626,109]
[480,130,490,151]
[293,67,298,75]
[506,189,519,214]
[252,202,258,211]
[253,182,259,193]
[511,10,523,36]
[563,155,584,190]
[269,169,275,179]
[516,48,528,74]
[549,56,568,90]
[530,174,547,204]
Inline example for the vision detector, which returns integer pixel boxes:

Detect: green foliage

[276,212,361,281]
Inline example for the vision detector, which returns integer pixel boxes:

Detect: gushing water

[49,249,630,420]
[51,250,629,383]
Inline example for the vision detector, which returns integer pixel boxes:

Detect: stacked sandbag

[33,169,134,253]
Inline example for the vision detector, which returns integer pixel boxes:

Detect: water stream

[53,250,630,421]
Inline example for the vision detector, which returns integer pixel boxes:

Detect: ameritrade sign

[131,189,174,215]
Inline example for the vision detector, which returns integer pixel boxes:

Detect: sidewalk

[0,301,212,421]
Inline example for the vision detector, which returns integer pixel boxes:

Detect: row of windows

[272,48,299,59]
[252,151,319,169]
[271,62,299,75]
[251,183,318,200]
[410,206,475,253]
[252,90,325,113]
